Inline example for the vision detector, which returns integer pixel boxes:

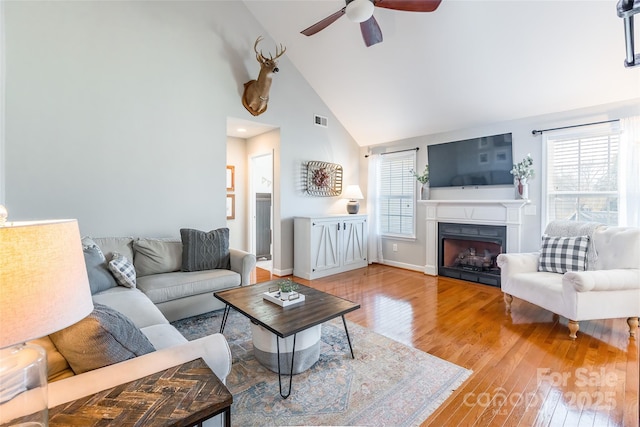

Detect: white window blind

[545,130,620,225]
[379,151,416,237]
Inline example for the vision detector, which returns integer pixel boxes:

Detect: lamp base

[0,343,48,426]
[346,200,360,214]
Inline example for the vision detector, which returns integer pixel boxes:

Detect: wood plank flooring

[252,264,639,427]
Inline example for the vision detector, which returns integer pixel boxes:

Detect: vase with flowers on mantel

[421,182,430,201]
[511,154,534,200]
[515,178,529,200]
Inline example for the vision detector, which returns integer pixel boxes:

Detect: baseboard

[272,267,293,277]
[377,260,425,273]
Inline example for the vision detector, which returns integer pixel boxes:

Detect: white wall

[365,99,640,271]
[0,0,5,205]
[3,1,360,272]
[226,136,247,251]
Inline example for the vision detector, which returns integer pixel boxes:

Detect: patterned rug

[172,309,472,426]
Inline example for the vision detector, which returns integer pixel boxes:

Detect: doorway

[255,192,271,260]
[251,152,273,271]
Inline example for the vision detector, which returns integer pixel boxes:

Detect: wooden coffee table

[214,280,360,398]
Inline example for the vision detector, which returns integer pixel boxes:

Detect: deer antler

[253,36,286,63]
[272,43,287,60]
[254,36,266,63]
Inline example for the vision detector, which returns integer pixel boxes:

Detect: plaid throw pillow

[538,235,590,274]
[108,252,137,288]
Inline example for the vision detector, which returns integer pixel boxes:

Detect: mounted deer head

[242,36,286,116]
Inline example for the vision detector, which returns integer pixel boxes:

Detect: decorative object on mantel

[510,154,534,200]
[411,164,430,200]
[306,161,343,196]
[343,185,364,214]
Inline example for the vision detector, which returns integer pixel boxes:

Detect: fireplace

[438,222,506,287]
[421,199,527,278]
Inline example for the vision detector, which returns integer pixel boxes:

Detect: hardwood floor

[252,264,639,427]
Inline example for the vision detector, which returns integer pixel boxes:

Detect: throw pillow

[49,303,155,375]
[109,252,137,288]
[132,238,182,277]
[81,236,103,257]
[538,235,590,274]
[180,227,230,272]
[83,245,117,295]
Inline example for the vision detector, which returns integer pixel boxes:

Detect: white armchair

[497,222,640,339]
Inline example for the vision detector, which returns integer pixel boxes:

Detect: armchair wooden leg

[627,317,639,338]
[503,293,513,313]
[568,320,579,340]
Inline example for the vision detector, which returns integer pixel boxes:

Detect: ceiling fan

[300,0,442,47]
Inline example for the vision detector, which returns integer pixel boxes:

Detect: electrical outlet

[392,244,398,252]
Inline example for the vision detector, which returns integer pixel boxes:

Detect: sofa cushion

[140,324,188,350]
[81,236,103,256]
[92,287,169,329]
[137,269,241,304]
[180,228,230,272]
[91,237,135,264]
[108,252,136,288]
[591,227,640,270]
[49,303,155,375]
[538,235,589,274]
[84,245,117,295]
[133,238,182,277]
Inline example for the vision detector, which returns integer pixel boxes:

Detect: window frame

[378,150,417,239]
[541,123,621,226]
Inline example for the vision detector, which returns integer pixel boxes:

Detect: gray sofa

[89,235,256,321]
[27,232,256,426]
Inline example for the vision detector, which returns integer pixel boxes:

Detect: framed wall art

[226,194,235,220]
[305,161,343,197]
[226,166,235,192]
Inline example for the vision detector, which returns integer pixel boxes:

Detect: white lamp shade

[0,219,94,347]
[346,0,374,23]
[343,185,364,200]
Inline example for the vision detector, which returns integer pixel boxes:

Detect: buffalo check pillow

[538,235,590,274]
[108,252,137,288]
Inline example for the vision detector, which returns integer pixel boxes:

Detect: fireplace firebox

[438,222,506,287]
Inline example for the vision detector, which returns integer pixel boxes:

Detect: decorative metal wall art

[305,161,343,197]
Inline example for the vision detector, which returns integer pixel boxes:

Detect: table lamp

[343,185,364,214]
[0,219,94,426]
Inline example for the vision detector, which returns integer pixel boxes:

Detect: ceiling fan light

[346,0,374,23]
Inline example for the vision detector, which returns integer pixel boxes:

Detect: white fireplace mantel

[419,199,528,276]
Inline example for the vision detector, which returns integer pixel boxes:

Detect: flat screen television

[427,133,513,188]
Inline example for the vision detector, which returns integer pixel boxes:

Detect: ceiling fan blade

[360,16,383,47]
[374,0,442,12]
[301,8,346,36]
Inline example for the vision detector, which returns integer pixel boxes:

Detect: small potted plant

[410,165,430,200]
[278,278,299,300]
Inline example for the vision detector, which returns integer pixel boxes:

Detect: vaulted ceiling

[242,0,640,146]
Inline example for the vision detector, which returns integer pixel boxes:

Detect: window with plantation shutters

[379,151,416,237]
[545,130,620,225]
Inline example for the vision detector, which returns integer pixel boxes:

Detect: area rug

[172,309,472,426]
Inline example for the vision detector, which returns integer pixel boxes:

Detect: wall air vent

[314,115,328,128]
